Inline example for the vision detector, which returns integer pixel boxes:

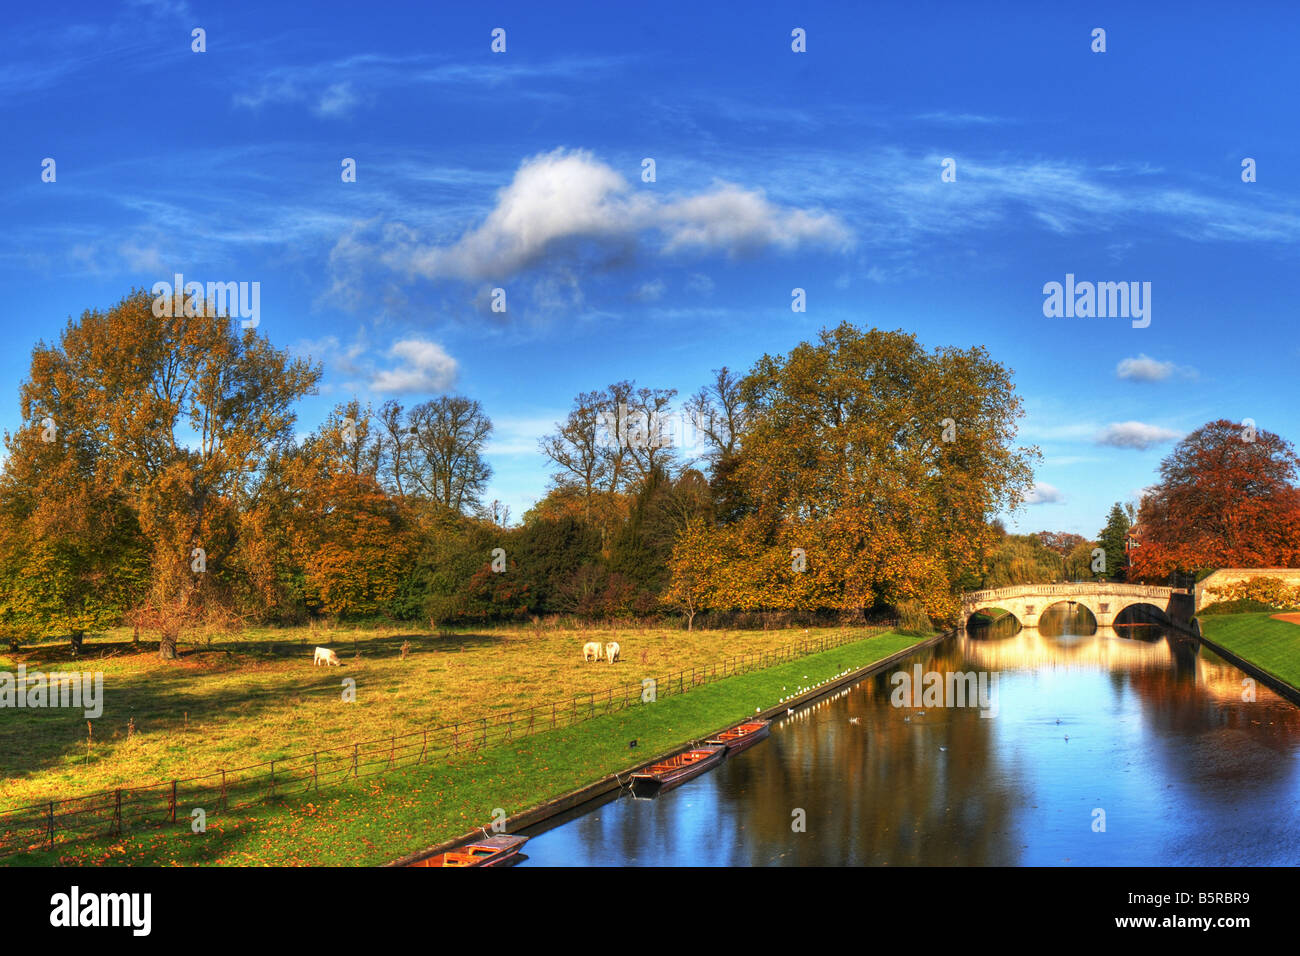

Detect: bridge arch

[1037,598,1099,632]
[961,584,1187,631]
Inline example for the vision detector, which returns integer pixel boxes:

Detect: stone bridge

[961,583,1192,629]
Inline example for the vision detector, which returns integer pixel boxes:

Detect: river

[515,608,1300,865]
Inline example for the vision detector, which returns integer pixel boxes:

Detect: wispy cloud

[914,111,1015,126]
[1116,354,1197,383]
[1095,421,1182,450]
[232,53,629,117]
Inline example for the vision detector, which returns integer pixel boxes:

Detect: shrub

[1203,577,1300,611]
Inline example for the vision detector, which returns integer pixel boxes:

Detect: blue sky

[4,0,1298,538]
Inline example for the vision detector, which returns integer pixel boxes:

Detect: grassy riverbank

[1198,612,1300,691]
[6,629,924,866]
[0,622,882,808]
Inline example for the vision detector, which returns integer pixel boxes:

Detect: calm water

[517,610,1300,866]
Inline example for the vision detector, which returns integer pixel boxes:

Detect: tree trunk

[69,630,84,655]
[158,631,178,660]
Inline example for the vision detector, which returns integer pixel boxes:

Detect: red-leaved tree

[1129,419,1300,580]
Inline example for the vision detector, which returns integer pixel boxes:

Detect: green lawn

[6,629,923,867]
[1198,612,1300,691]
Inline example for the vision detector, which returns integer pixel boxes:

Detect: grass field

[1198,612,1300,691]
[0,621,891,810]
[6,628,923,866]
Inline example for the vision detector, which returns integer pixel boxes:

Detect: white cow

[605,641,621,663]
[582,641,603,662]
[313,646,341,666]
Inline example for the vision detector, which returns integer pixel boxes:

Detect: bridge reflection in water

[517,610,1300,866]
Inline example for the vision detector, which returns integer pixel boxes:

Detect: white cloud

[315,82,360,118]
[371,148,851,283]
[1095,421,1182,450]
[1116,354,1196,383]
[370,338,459,394]
[1026,482,1065,505]
[633,279,666,302]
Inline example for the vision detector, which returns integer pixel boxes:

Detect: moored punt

[630,745,725,796]
[408,834,528,867]
[705,719,771,755]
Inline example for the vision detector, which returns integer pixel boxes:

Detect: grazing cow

[582,641,603,662]
[605,641,621,663]
[313,646,341,666]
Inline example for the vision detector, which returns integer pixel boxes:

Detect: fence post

[169,780,177,823]
[480,719,487,749]
[419,731,427,763]
[220,769,227,810]
[352,743,359,778]
[47,801,54,850]
[313,752,319,790]
[270,761,276,798]
[114,789,122,836]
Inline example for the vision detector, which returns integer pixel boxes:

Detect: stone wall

[1195,568,1300,611]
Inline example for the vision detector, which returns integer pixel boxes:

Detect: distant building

[1124,524,1141,564]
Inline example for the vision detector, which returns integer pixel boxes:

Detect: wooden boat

[630,745,725,795]
[409,833,528,867]
[705,719,771,755]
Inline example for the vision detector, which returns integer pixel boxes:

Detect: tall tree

[671,324,1037,621]
[13,289,319,657]
[1096,502,1132,581]
[685,366,747,465]
[401,396,493,514]
[1129,419,1300,580]
[538,389,607,519]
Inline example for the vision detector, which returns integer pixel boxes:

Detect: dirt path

[1269,612,1300,625]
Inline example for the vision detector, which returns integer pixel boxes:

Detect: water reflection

[519,622,1300,866]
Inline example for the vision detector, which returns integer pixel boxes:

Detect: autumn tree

[1037,530,1087,558]
[1129,419,1300,580]
[289,402,418,618]
[13,289,320,657]
[670,324,1037,623]
[0,428,149,650]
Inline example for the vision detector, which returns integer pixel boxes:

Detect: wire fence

[0,624,893,856]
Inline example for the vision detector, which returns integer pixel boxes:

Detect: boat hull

[705,720,771,755]
[630,745,725,795]
[409,833,528,867]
